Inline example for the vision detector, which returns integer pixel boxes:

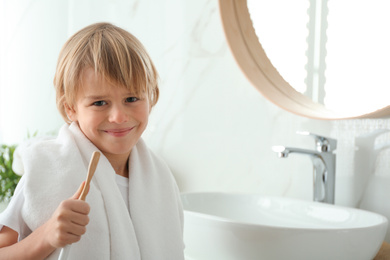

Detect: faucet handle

[297,131,337,152]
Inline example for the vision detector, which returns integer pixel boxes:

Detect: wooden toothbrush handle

[79,151,100,201]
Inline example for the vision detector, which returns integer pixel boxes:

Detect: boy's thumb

[72,181,86,200]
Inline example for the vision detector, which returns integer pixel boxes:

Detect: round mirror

[219,0,390,119]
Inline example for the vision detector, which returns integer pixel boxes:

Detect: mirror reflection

[248,0,390,114]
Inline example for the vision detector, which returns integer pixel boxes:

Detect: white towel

[14,123,184,259]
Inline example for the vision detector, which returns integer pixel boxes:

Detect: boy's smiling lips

[103,127,135,137]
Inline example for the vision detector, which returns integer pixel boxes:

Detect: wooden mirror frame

[219,0,390,120]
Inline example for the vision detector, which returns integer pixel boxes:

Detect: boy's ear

[64,102,77,122]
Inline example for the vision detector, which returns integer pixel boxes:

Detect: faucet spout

[273,146,321,158]
[272,145,336,204]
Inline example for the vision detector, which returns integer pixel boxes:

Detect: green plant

[0,144,20,202]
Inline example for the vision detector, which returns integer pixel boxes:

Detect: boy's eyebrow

[83,92,139,100]
[83,95,108,100]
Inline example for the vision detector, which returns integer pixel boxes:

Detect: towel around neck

[15,123,184,260]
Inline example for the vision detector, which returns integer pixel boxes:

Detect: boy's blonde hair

[54,22,159,123]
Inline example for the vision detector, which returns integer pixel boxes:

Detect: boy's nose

[109,105,128,123]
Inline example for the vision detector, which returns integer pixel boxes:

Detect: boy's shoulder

[12,135,63,176]
[18,135,60,156]
[137,139,170,168]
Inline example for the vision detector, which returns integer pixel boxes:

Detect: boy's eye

[126,97,138,103]
[93,100,107,106]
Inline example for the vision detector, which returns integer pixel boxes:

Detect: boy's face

[66,68,149,160]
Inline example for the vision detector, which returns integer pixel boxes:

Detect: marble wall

[1,0,390,240]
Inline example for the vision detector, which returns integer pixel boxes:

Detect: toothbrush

[58,151,100,260]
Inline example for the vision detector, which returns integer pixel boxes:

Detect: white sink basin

[181,192,388,260]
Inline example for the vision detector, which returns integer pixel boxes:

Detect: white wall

[1,0,390,240]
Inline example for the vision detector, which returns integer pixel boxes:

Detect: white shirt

[0,175,130,240]
[115,174,130,211]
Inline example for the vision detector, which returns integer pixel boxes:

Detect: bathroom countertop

[374,242,390,260]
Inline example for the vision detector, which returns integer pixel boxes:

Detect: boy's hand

[43,182,90,248]
[0,182,91,259]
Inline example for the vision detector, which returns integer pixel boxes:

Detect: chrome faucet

[272,132,337,204]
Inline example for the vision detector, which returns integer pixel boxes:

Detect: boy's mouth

[104,127,134,137]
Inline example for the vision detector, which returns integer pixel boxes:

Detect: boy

[0,22,184,259]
